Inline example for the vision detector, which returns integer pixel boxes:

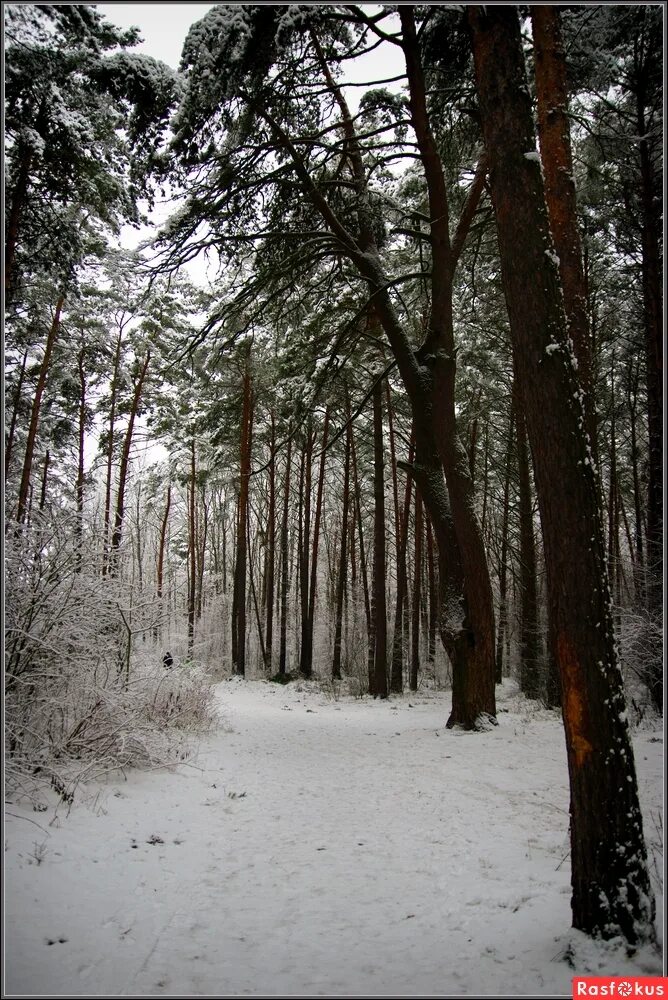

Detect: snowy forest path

[5,678,663,996]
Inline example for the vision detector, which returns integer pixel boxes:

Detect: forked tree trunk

[469,4,655,945]
[283,26,496,727]
[16,295,65,524]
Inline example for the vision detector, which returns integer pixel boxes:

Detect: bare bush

[5,516,218,806]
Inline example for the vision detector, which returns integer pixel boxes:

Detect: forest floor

[4,676,664,997]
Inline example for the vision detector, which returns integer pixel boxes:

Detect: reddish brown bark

[532,6,596,456]
[16,295,65,525]
[469,4,655,944]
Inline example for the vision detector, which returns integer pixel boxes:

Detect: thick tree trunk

[293,27,496,727]
[400,8,497,726]
[16,295,65,524]
[371,381,388,698]
[637,94,663,609]
[469,4,655,945]
[532,6,597,457]
[232,365,253,676]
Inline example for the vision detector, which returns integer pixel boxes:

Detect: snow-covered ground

[4,678,663,997]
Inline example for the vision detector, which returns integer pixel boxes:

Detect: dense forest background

[4,3,662,950]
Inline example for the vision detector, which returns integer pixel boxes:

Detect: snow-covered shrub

[5,516,217,805]
[615,600,663,720]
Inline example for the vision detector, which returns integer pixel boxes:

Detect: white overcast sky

[95,4,216,68]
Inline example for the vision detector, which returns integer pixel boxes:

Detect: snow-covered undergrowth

[4,678,663,996]
[5,659,218,807]
[5,523,218,806]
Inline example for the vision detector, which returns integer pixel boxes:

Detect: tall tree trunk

[197,488,208,621]
[297,25,495,726]
[371,381,388,698]
[298,420,313,675]
[278,433,292,677]
[187,436,197,653]
[495,404,514,683]
[410,491,423,692]
[400,8,496,727]
[38,449,49,511]
[16,294,64,524]
[332,424,352,680]
[515,399,542,701]
[532,5,597,458]
[5,348,29,480]
[75,346,86,561]
[626,358,644,574]
[232,364,253,676]
[156,483,171,640]
[102,328,124,575]
[469,4,655,945]
[301,408,330,678]
[109,350,151,572]
[390,432,415,692]
[426,519,437,664]
[4,146,32,303]
[349,418,373,683]
[636,84,663,610]
[264,411,276,673]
